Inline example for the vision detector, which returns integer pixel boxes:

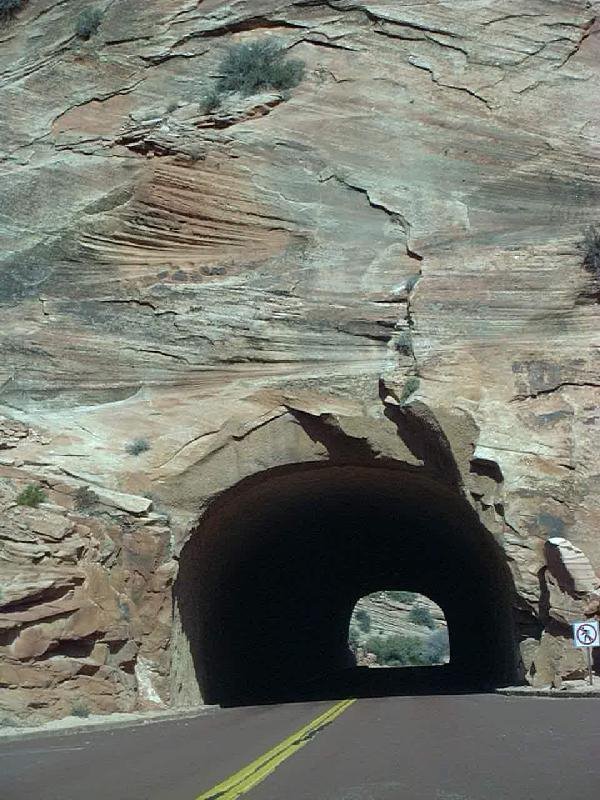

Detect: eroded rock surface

[1,0,599,722]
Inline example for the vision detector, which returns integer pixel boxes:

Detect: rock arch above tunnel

[174,463,518,705]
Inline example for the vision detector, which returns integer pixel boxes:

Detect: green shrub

[75,7,103,39]
[74,486,98,511]
[425,628,450,663]
[399,376,420,404]
[0,0,24,23]
[396,331,413,356]
[16,484,47,508]
[348,626,360,648]
[405,274,420,292]
[125,438,151,456]
[386,590,417,604]
[365,634,428,667]
[185,143,205,162]
[581,225,600,280]
[354,608,371,634]
[202,88,222,114]
[409,604,436,629]
[70,701,90,718]
[216,38,305,97]
[118,599,131,622]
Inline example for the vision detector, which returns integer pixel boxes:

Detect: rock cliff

[1,0,599,723]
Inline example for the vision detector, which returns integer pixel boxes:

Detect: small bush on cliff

[399,376,420,404]
[118,599,131,621]
[366,634,428,667]
[185,143,205,162]
[202,88,222,114]
[425,628,450,663]
[71,701,90,718]
[355,609,371,634]
[16,484,47,508]
[405,274,420,293]
[395,330,413,356]
[125,437,151,456]
[75,7,103,39]
[74,486,98,511]
[581,225,600,279]
[0,0,24,23]
[409,604,436,629]
[386,590,417,604]
[216,38,305,97]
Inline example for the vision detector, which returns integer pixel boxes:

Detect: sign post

[572,620,599,686]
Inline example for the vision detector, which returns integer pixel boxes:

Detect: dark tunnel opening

[175,464,518,705]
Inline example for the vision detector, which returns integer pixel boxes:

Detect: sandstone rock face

[1,0,599,722]
[0,464,175,722]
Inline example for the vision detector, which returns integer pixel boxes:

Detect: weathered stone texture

[0,458,174,723]
[1,0,599,721]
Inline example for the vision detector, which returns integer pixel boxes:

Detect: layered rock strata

[1,0,599,722]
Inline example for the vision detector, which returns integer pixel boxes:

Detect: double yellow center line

[195,698,355,800]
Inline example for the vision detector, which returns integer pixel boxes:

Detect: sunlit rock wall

[1,0,599,722]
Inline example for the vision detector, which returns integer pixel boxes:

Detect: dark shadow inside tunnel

[175,464,518,705]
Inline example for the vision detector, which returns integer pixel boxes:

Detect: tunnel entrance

[349,591,449,668]
[175,464,517,705]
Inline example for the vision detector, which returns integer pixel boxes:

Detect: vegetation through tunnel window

[348,591,450,668]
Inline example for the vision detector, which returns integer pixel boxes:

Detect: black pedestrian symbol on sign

[576,624,598,646]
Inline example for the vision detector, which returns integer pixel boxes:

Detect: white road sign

[572,620,599,648]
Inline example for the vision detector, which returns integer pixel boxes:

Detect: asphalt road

[1,695,599,800]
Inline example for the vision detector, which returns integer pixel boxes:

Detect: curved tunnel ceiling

[176,463,518,705]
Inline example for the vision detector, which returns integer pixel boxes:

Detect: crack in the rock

[482,13,544,27]
[297,35,359,52]
[231,410,290,442]
[406,57,492,109]
[140,49,209,66]
[97,298,177,316]
[421,32,470,58]
[476,443,561,458]
[553,15,596,70]
[318,173,422,261]
[29,0,73,23]
[373,25,470,65]
[0,586,79,616]
[557,463,576,472]
[112,132,188,157]
[154,8,362,67]
[55,138,107,153]
[153,428,222,469]
[318,170,424,375]
[1,46,72,88]
[123,346,190,365]
[165,14,308,53]
[512,381,600,401]
[371,15,462,41]
[104,35,154,47]
[51,78,147,131]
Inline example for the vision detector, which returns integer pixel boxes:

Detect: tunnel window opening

[348,591,450,668]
